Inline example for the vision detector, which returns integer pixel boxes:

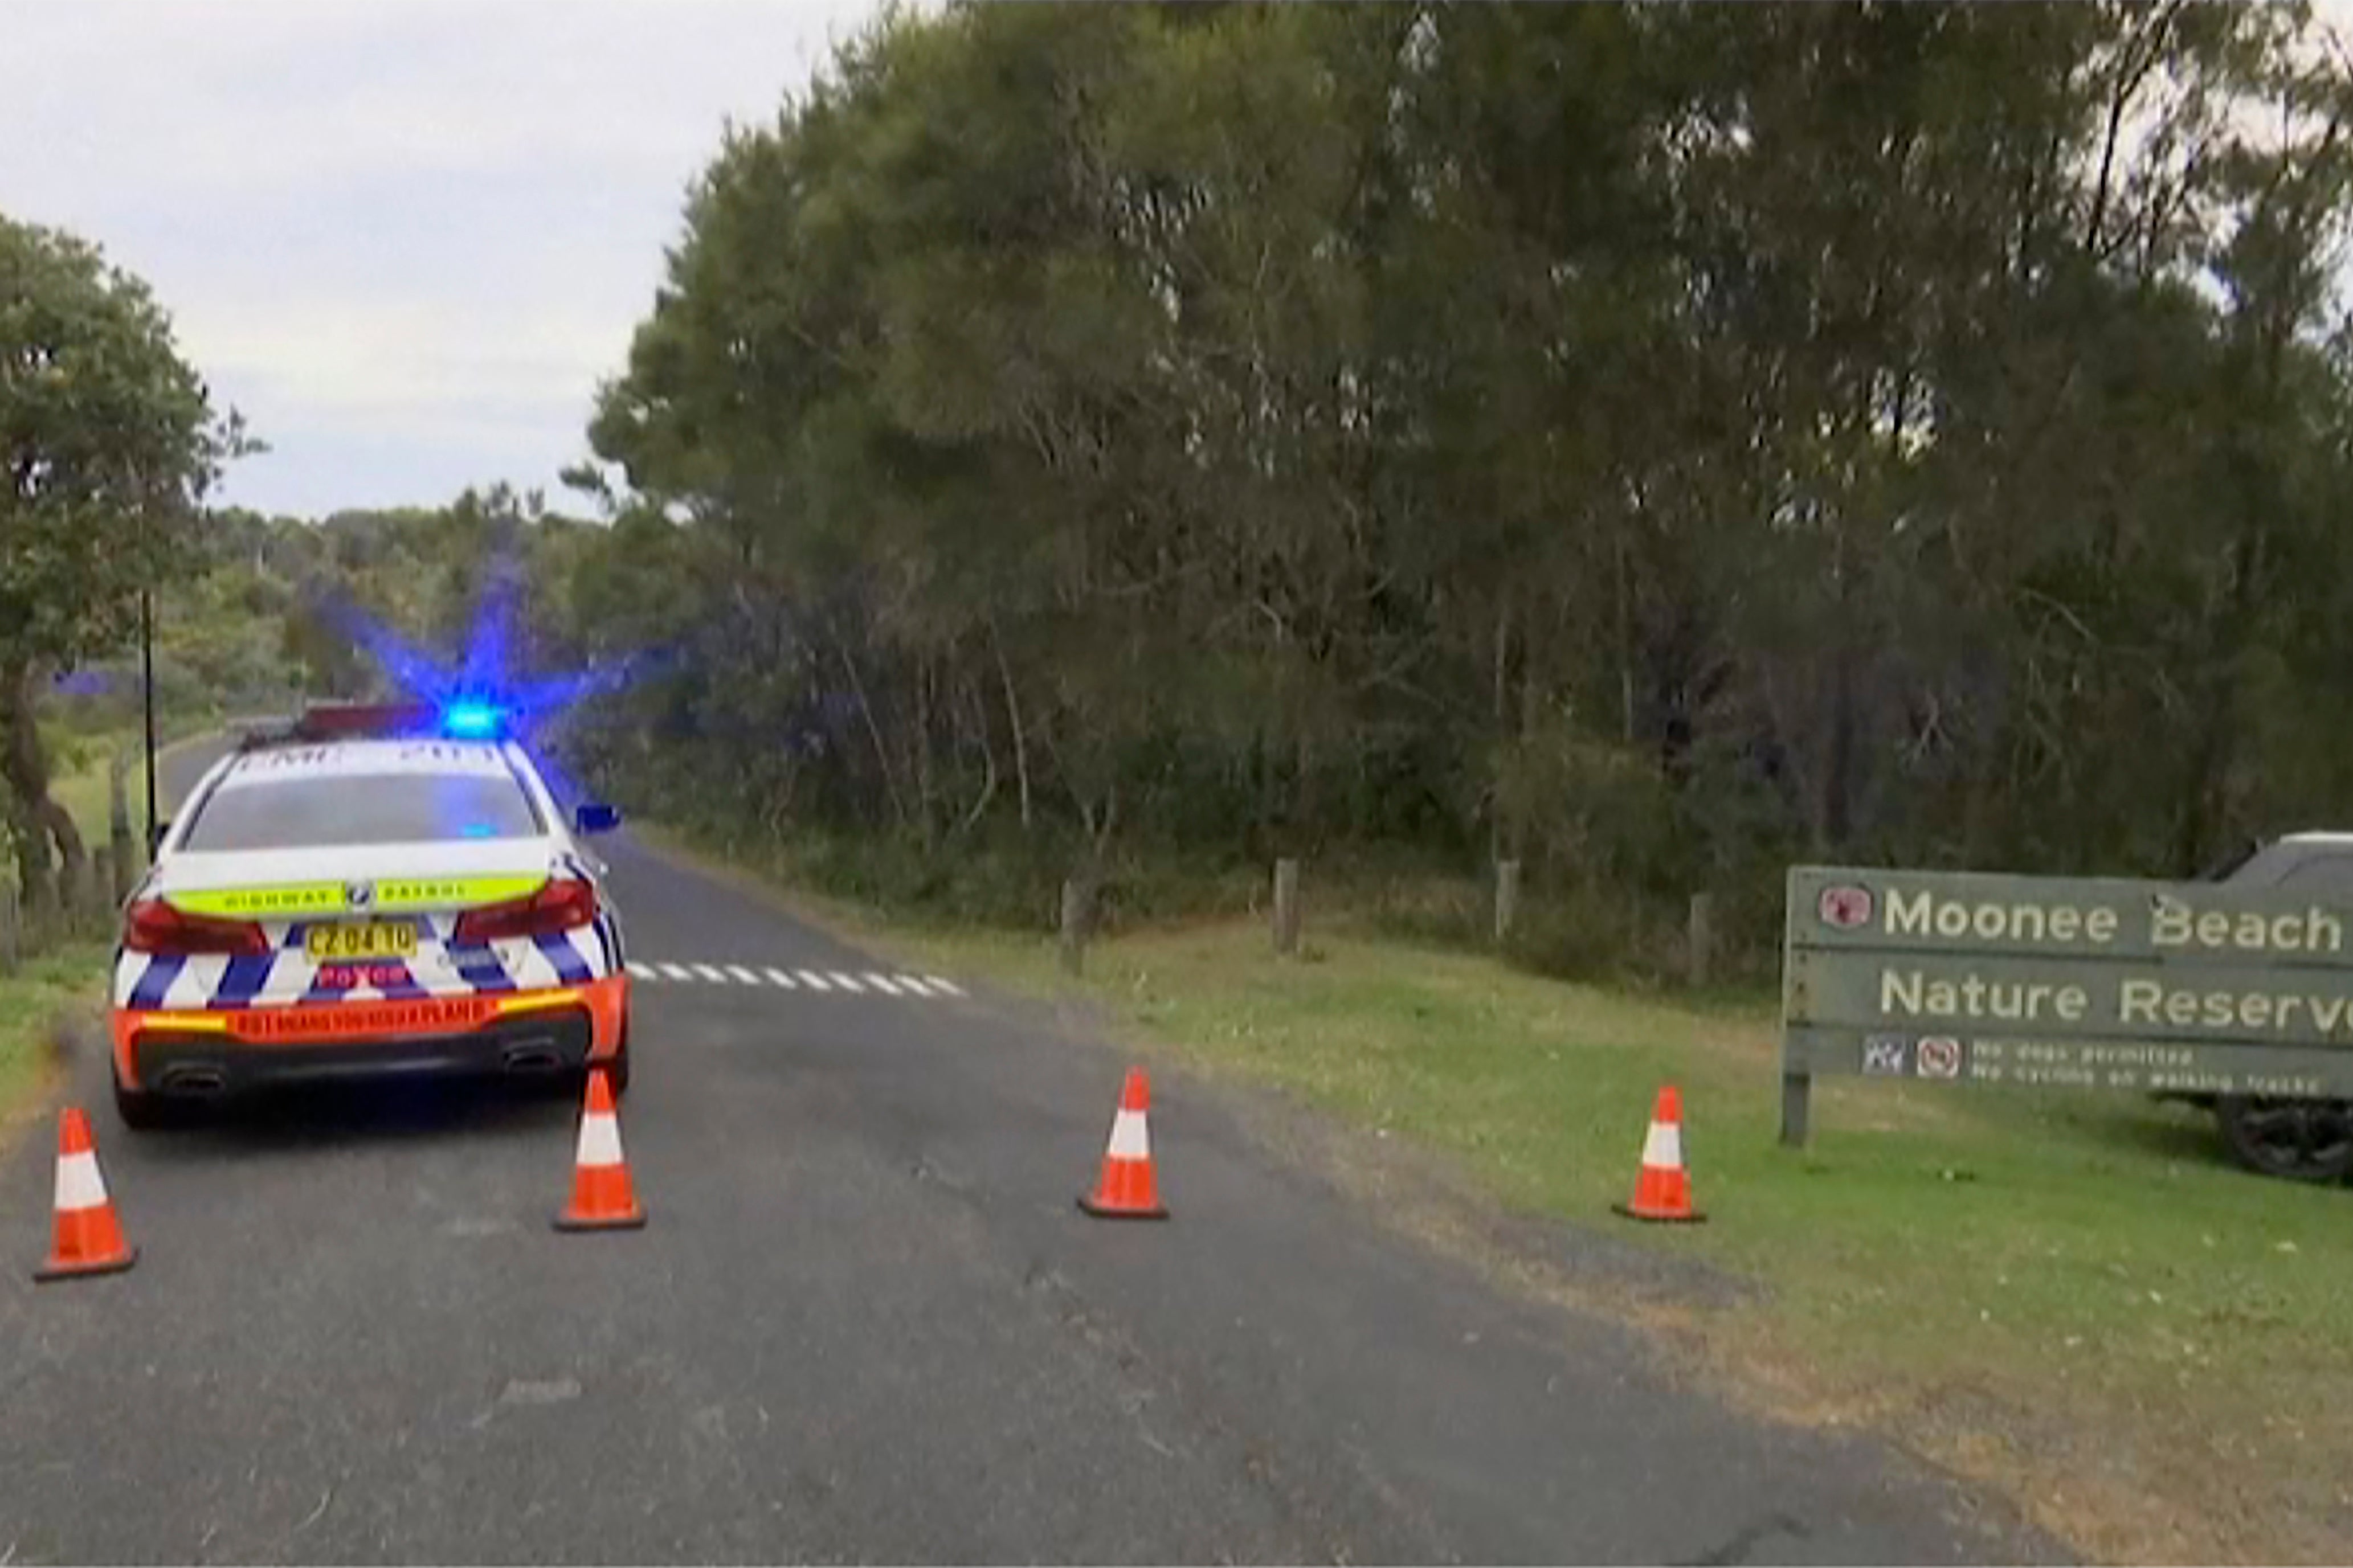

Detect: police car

[108,701,631,1128]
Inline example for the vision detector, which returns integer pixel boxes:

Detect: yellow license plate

[304,922,418,961]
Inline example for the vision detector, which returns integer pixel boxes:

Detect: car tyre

[576,1031,629,1099]
[112,1075,193,1132]
[2216,1095,2353,1182]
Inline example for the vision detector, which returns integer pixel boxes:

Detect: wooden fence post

[1272,858,1301,957]
[23,861,54,949]
[1494,859,1521,944]
[1059,877,1089,977]
[88,849,115,933]
[109,756,138,894]
[1687,891,1715,988]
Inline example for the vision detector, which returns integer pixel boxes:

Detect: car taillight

[122,899,269,957]
[453,879,597,944]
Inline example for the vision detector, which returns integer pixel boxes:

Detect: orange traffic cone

[1079,1067,1169,1220]
[1613,1085,1705,1224]
[554,1068,645,1231]
[35,1107,138,1282]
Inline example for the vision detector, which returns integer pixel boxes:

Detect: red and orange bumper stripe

[112,973,628,1083]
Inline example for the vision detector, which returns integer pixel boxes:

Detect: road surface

[0,740,2062,1565]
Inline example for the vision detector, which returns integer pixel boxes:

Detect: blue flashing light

[441,701,505,739]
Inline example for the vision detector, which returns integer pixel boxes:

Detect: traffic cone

[35,1107,138,1282]
[1079,1067,1169,1220]
[554,1068,645,1231]
[1613,1085,1705,1224]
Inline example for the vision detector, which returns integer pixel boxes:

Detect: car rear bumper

[133,1010,598,1095]
[112,975,627,1095]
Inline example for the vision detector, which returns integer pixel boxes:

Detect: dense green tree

[534,0,2353,967]
[0,214,249,900]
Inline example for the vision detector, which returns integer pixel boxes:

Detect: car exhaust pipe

[501,1045,563,1074]
[160,1067,228,1096]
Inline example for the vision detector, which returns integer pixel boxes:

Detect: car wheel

[2216,1095,2353,1182]
[574,1037,628,1100]
[113,1075,191,1132]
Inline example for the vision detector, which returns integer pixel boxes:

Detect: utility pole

[141,587,159,856]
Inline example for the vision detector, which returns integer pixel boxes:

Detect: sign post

[140,587,160,857]
[1779,1067,1811,1147]
[1780,865,2353,1143]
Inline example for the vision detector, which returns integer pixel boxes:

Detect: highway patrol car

[108,702,631,1127]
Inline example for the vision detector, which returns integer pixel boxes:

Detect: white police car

[108,702,631,1127]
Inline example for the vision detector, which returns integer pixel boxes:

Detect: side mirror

[573,803,622,836]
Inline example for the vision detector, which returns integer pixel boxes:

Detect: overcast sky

[9,1,2353,522]
[1,0,884,519]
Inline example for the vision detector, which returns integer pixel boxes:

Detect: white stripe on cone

[576,1113,625,1169]
[1640,1120,1682,1170]
[1106,1108,1151,1160]
[54,1149,109,1213]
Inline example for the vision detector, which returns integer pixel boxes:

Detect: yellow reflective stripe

[172,884,346,918]
[374,875,545,911]
[168,874,548,919]
[129,1012,233,1034]
[494,988,583,1018]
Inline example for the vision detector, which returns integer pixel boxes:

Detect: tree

[545,0,2353,969]
[0,213,248,901]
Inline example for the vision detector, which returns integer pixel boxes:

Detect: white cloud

[195,296,618,415]
[0,0,884,517]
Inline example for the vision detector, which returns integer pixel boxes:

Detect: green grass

[809,907,2353,1564]
[47,730,136,848]
[0,944,105,1133]
[42,717,222,848]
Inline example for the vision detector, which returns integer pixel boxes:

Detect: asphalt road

[0,741,2064,1565]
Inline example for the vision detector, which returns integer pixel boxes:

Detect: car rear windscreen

[181,772,542,851]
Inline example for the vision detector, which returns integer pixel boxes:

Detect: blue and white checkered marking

[112,909,621,1012]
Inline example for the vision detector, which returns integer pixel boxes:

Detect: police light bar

[292,701,436,739]
[273,701,510,743]
[440,699,504,739]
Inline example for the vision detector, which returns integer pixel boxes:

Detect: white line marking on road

[638,961,961,998]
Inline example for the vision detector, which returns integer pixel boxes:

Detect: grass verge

[48,729,136,848]
[0,945,107,1140]
[701,853,2353,1567]
[50,723,222,840]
